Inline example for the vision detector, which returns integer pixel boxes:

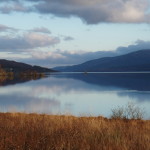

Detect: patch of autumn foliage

[0,113,149,150]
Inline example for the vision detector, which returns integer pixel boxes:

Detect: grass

[0,113,149,150]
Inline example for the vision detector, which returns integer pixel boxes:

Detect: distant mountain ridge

[0,59,55,73]
[54,49,150,72]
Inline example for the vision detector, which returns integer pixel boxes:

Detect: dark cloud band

[0,0,150,24]
[27,40,150,67]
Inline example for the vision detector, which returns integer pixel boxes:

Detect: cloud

[0,24,17,32]
[0,1,30,14]
[0,23,150,67]
[0,0,150,24]
[30,27,51,34]
[34,0,150,24]
[0,25,59,52]
[0,32,60,51]
[63,36,74,41]
[116,40,150,54]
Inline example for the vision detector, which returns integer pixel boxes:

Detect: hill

[54,49,150,72]
[0,59,55,73]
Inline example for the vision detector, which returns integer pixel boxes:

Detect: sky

[0,0,150,67]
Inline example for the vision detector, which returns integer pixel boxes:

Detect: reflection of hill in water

[1,73,150,91]
[0,76,45,86]
[55,73,150,91]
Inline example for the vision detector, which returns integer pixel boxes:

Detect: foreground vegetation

[0,113,149,150]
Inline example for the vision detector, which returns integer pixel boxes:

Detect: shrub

[111,102,145,119]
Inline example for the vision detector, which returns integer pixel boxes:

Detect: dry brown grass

[0,113,149,150]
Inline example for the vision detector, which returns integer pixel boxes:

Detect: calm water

[0,73,150,119]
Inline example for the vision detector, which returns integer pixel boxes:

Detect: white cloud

[24,32,59,47]
[32,51,66,59]
[0,32,60,51]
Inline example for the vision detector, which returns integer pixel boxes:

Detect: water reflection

[0,73,150,119]
[53,73,150,91]
[0,75,45,86]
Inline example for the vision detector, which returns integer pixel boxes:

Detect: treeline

[0,59,54,73]
[0,65,46,85]
[0,65,44,78]
[0,65,13,76]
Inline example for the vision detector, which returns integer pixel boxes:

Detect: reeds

[0,113,149,150]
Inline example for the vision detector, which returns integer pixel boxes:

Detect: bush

[111,102,145,119]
